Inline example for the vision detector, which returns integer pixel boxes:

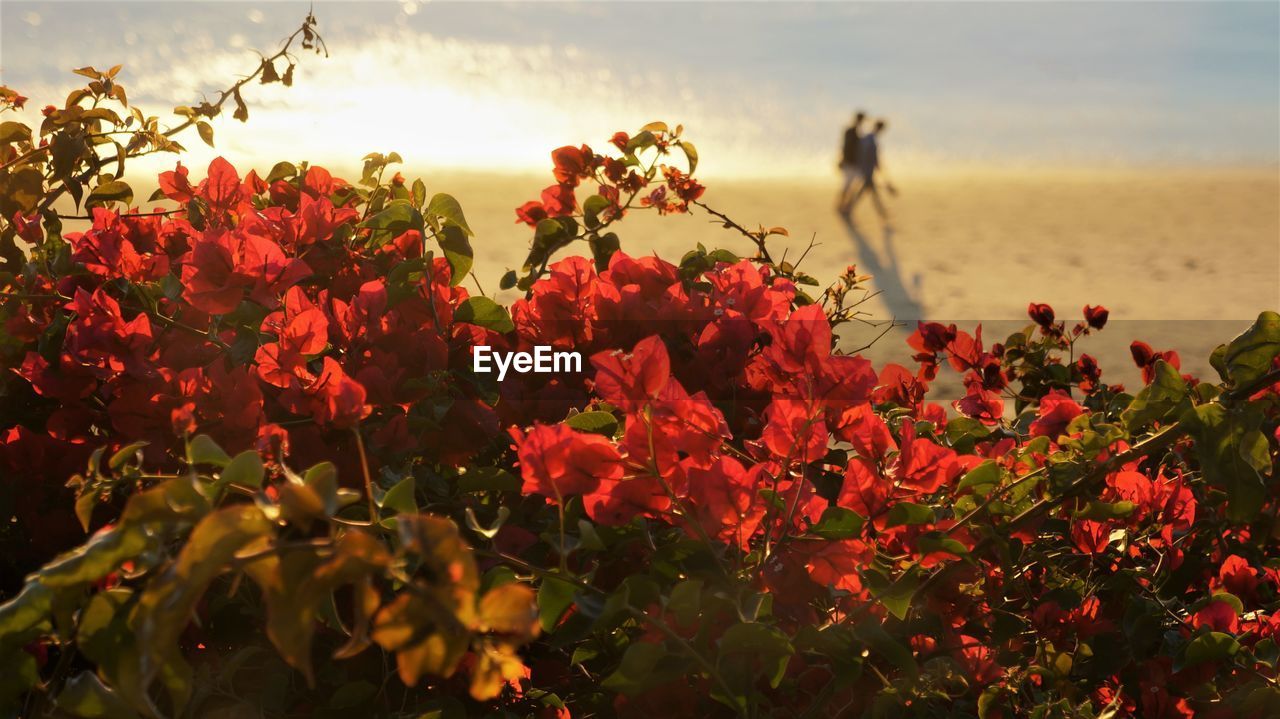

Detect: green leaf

[266,161,297,183]
[76,589,135,671]
[454,297,514,334]
[1184,403,1269,522]
[1181,631,1240,669]
[436,224,473,286]
[589,232,620,273]
[1074,500,1137,520]
[499,270,518,291]
[667,579,703,627]
[0,581,53,646]
[38,526,150,588]
[360,201,423,248]
[302,462,339,517]
[379,475,417,517]
[602,642,673,695]
[862,566,921,620]
[86,180,133,209]
[55,671,140,719]
[129,506,271,707]
[717,622,794,691]
[0,167,43,215]
[457,467,521,493]
[108,442,149,470]
[915,531,971,558]
[218,451,264,492]
[676,139,699,174]
[564,411,618,437]
[978,687,1005,719]
[187,434,231,467]
[625,130,657,154]
[196,121,214,148]
[582,194,610,230]
[884,501,935,528]
[1122,360,1188,430]
[854,617,918,679]
[0,121,32,144]
[0,649,39,712]
[537,574,577,633]
[76,492,99,533]
[1223,311,1280,389]
[426,193,472,236]
[810,507,865,540]
[957,460,1001,493]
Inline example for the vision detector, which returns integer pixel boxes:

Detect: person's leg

[848,176,872,214]
[868,182,888,220]
[837,167,857,210]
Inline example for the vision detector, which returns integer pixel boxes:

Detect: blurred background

[4,1,1278,389]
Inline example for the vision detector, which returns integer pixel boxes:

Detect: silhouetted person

[847,119,896,222]
[837,111,866,212]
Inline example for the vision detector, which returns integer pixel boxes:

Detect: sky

[3,1,1278,178]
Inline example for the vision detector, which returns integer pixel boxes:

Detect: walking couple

[837,111,897,220]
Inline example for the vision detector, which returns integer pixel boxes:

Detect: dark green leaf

[537,574,578,634]
[810,507,865,540]
[457,467,521,493]
[957,460,1001,493]
[854,617,918,679]
[454,297,514,334]
[379,475,417,517]
[564,411,618,437]
[1122,360,1188,430]
[55,671,139,719]
[426,193,472,236]
[108,442,148,470]
[436,224,473,286]
[0,121,32,144]
[86,180,133,209]
[1181,631,1240,669]
[884,502,935,528]
[1223,311,1280,389]
[187,434,231,467]
[360,201,423,248]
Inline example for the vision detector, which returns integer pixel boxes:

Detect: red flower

[1083,304,1109,330]
[761,399,827,461]
[591,335,671,413]
[515,201,548,227]
[158,162,196,204]
[513,423,623,502]
[311,357,369,428]
[1192,599,1239,633]
[540,184,576,217]
[181,227,310,314]
[1214,554,1259,601]
[1029,390,1084,439]
[551,144,595,187]
[1071,519,1110,554]
[1027,302,1055,328]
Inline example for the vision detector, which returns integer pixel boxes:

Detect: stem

[353,427,377,521]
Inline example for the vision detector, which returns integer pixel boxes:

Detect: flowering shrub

[3,36,1280,719]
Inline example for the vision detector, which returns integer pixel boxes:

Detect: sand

[431,167,1279,396]
[60,166,1280,397]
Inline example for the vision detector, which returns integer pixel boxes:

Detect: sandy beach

[426,167,1279,396]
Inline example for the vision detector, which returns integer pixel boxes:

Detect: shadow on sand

[839,213,924,322]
